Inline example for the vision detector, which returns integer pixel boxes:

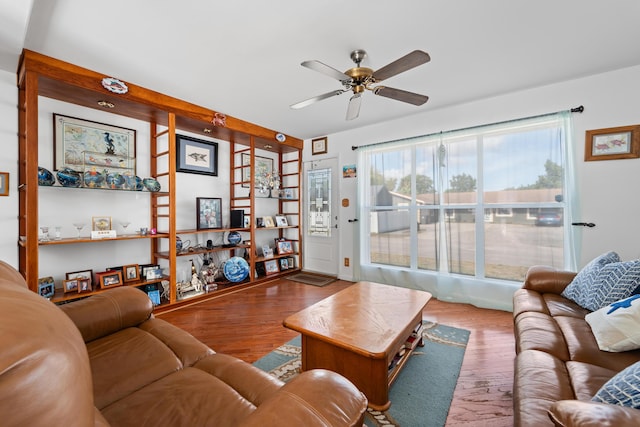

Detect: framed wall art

[585,125,640,161]
[196,197,222,229]
[54,114,136,171]
[0,172,8,196]
[311,137,328,155]
[176,134,218,176]
[241,153,273,188]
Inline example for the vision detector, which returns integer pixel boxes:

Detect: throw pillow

[592,361,640,408]
[561,251,620,307]
[586,294,640,352]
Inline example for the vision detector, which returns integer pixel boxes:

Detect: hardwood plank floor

[157,278,515,426]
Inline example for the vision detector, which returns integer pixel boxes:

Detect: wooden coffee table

[283,281,432,410]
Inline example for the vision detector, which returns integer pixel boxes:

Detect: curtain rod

[351,105,584,151]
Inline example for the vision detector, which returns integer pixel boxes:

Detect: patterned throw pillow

[586,294,640,352]
[562,251,620,307]
[593,361,640,408]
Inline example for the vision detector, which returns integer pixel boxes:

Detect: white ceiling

[2,1,640,140]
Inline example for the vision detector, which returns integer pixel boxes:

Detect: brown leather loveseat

[513,265,640,426]
[0,260,367,426]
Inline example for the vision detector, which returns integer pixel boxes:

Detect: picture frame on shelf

[66,269,94,288]
[38,277,55,298]
[78,278,92,293]
[54,113,136,172]
[279,258,289,270]
[264,259,280,276]
[263,216,275,228]
[123,264,139,282]
[0,172,8,196]
[276,240,294,255]
[311,137,328,155]
[176,134,218,176]
[92,216,112,231]
[96,271,123,289]
[585,125,640,161]
[196,197,222,229]
[275,215,288,227]
[241,153,273,188]
[63,279,79,294]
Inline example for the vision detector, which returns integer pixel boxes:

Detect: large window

[359,112,575,282]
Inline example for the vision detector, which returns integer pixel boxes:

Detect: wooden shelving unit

[17,49,303,310]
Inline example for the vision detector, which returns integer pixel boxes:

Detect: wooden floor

[157,277,515,426]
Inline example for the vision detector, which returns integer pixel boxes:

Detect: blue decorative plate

[223,256,249,282]
[227,231,242,245]
[38,166,55,186]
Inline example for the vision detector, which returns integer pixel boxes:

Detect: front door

[303,158,339,275]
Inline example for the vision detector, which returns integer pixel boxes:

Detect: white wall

[304,64,640,309]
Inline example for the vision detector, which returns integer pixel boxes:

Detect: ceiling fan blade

[301,60,352,82]
[372,50,431,82]
[346,93,362,120]
[372,86,429,106]
[290,89,348,109]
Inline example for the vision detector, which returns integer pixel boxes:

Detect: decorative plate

[223,256,249,283]
[101,77,128,94]
[38,166,55,186]
[142,177,161,192]
[227,231,242,245]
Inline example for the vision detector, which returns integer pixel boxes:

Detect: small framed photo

[312,137,328,155]
[38,277,55,298]
[123,264,139,282]
[96,271,123,289]
[66,269,94,288]
[176,134,218,176]
[264,259,280,276]
[585,125,640,161]
[262,245,274,258]
[0,172,8,196]
[275,215,288,227]
[263,216,275,228]
[63,278,79,294]
[276,240,294,255]
[196,197,222,229]
[92,216,112,231]
[279,258,289,270]
[77,277,92,293]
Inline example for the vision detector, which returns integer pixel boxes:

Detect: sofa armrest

[523,265,576,295]
[548,400,640,427]
[60,287,153,342]
[238,369,367,427]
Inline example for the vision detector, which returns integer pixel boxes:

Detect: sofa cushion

[593,361,640,409]
[586,294,640,352]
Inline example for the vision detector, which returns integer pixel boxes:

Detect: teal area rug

[254,322,470,427]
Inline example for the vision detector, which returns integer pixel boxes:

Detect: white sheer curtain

[356,111,577,311]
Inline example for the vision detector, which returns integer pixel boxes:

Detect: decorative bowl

[38,166,55,186]
[126,175,143,191]
[143,177,161,192]
[105,172,125,189]
[227,231,242,245]
[83,170,105,188]
[223,256,249,282]
[56,167,82,187]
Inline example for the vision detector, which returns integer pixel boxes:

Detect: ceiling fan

[290,49,430,120]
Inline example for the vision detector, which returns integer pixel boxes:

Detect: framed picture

[38,277,55,298]
[92,216,112,231]
[123,264,139,282]
[241,153,273,188]
[276,240,294,255]
[585,125,640,161]
[312,137,328,155]
[0,172,8,196]
[66,269,94,288]
[263,216,275,228]
[96,271,123,289]
[275,215,288,227]
[176,134,218,176]
[279,258,289,270]
[54,114,136,172]
[196,197,222,229]
[62,279,79,294]
[264,259,280,275]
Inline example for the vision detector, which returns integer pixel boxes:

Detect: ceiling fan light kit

[291,49,430,120]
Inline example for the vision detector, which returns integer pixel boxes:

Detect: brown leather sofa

[513,265,640,426]
[0,260,367,426]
